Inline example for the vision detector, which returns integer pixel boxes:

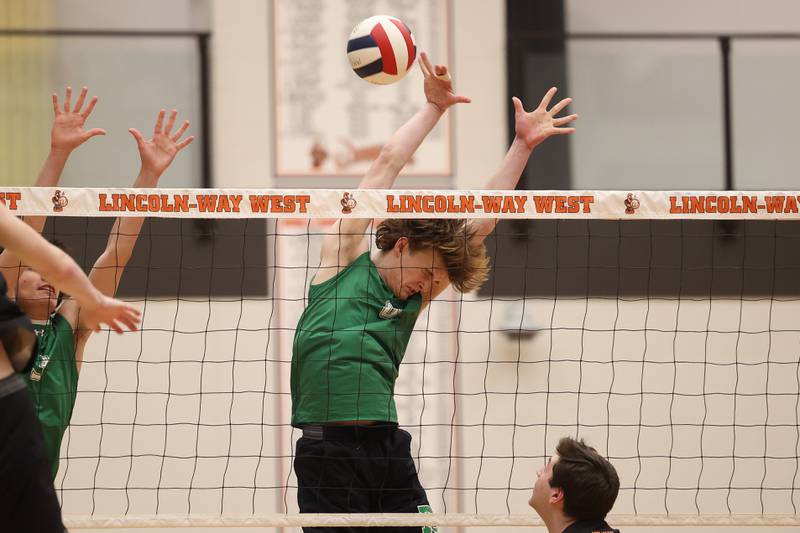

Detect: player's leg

[374,427,437,533]
[295,430,371,533]
[0,373,65,532]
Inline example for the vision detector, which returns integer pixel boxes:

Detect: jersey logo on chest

[29,353,52,382]
[378,299,403,320]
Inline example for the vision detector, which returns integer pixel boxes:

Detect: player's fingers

[154,109,165,135]
[84,128,107,139]
[419,52,434,77]
[125,315,140,331]
[452,95,471,104]
[73,86,88,114]
[512,96,525,114]
[63,86,73,112]
[553,114,578,126]
[164,109,177,135]
[176,135,195,150]
[418,61,430,77]
[551,126,576,135]
[52,93,61,115]
[549,97,572,116]
[122,308,142,331]
[116,317,134,332]
[538,87,557,110]
[108,320,123,335]
[129,128,146,148]
[172,120,190,142]
[81,96,98,119]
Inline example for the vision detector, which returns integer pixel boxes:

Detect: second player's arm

[471,89,577,242]
[321,53,471,268]
[86,109,194,300]
[0,87,104,295]
[424,89,578,304]
[67,109,194,364]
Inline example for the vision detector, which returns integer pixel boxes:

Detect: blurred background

[3,2,800,533]
[3,0,800,192]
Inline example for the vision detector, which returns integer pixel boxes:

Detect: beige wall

[55,0,800,531]
[210,0,272,189]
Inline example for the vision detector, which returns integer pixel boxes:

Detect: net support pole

[720,35,734,191]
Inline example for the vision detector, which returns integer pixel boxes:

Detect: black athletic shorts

[294,424,434,533]
[0,374,65,533]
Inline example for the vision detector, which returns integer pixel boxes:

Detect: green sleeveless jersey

[291,252,421,425]
[23,312,77,480]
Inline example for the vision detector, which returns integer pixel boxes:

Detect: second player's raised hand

[129,109,195,180]
[50,86,106,153]
[420,52,471,113]
[513,88,577,150]
[78,294,141,334]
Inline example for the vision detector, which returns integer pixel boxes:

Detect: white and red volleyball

[347,15,417,85]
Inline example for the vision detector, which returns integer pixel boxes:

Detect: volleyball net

[5,187,800,529]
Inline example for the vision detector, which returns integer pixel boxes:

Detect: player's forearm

[362,102,443,188]
[484,136,534,191]
[470,137,535,242]
[384,102,443,168]
[90,167,153,296]
[23,148,71,233]
[99,168,153,265]
[103,217,145,266]
[37,147,71,187]
[134,163,164,187]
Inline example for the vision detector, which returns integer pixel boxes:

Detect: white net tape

[5,187,800,220]
[63,513,800,528]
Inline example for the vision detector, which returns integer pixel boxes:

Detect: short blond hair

[375,219,489,293]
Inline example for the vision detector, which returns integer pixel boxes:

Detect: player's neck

[544,510,575,533]
[19,302,50,322]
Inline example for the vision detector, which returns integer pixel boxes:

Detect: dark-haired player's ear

[550,487,565,506]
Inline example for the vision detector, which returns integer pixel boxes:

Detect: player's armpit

[314,221,370,284]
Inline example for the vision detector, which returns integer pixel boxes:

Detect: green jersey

[291,252,421,425]
[23,312,77,480]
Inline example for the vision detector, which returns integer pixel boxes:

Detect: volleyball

[347,15,417,85]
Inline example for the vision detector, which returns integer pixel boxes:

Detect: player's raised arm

[65,109,193,355]
[319,53,470,274]
[85,109,194,300]
[357,52,470,191]
[0,86,105,295]
[472,88,577,242]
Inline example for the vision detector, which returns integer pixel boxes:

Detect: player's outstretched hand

[79,295,141,334]
[50,86,106,153]
[513,88,577,149]
[420,51,471,112]
[129,109,195,181]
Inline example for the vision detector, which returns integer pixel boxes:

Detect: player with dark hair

[529,437,620,533]
[291,52,577,531]
[0,86,194,480]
